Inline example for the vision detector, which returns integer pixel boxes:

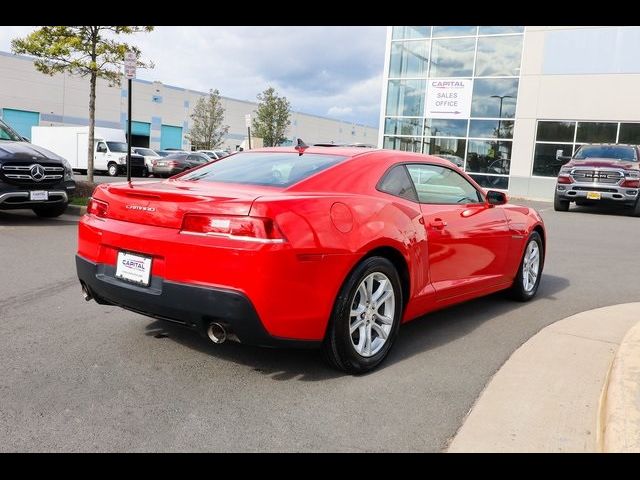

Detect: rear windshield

[574,145,637,161]
[180,152,347,187]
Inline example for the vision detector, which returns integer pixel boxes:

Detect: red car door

[405,164,512,301]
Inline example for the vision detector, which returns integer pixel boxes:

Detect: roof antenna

[295,138,309,156]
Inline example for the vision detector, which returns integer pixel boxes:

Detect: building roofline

[0,50,378,129]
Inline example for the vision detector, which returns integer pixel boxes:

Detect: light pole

[490,94,513,140]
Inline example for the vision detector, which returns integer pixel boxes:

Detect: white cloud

[0,26,386,126]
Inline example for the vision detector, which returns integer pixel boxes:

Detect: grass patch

[71,197,90,206]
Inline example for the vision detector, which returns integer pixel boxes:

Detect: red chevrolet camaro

[76,146,545,373]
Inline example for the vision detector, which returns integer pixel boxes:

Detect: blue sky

[0,26,387,127]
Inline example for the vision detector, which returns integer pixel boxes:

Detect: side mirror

[557,155,572,162]
[486,190,508,206]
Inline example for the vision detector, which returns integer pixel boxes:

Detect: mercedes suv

[554,143,640,216]
[0,119,75,217]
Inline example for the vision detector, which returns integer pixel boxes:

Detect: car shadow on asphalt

[569,204,636,217]
[0,211,78,226]
[141,273,569,382]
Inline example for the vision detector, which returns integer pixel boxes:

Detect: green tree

[187,89,229,150]
[11,26,154,182]
[251,87,291,147]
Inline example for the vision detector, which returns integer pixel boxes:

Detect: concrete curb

[65,204,87,216]
[600,320,640,452]
[447,303,640,452]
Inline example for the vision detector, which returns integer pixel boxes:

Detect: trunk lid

[95,179,279,229]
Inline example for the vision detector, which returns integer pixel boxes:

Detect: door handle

[429,218,447,229]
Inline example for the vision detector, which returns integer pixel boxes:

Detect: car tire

[323,256,403,374]
[33,202,68,218]
[630,197,640,217]
[508,231,544,302]
[553,192,570,212]
[107,162,119,177]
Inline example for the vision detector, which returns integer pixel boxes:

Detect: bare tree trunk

[87,71,96,183]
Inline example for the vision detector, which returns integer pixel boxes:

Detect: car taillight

[181,214,286,243]
[557,175,573,184]
[621,179,640,188]
[168,161,178,168]
[152,159,158,166]
[87,198,108,218]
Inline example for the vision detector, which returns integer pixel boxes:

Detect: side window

[406,164,483,204]
[96,142,107,153]
[377,165,418,202]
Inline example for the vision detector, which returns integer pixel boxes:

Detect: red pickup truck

[554,143,640,216]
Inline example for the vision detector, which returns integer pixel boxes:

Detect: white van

[31,126,147,177]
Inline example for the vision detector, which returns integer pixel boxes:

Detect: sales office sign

[425,79,473,119]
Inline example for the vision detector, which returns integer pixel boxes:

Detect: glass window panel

[619,123,640,144]
[466,140,512,175]
[389,40,430,78]
[406,164,483,204]
[432,26,477,37]
[385,79,426,117]
[478,26,524,35]
[378,165,418,202]
[384,117,423,136]
[468,174,509,190]
[383,136,422,152]
[424,119,468,137]
[430,38,475,77]
[575,122,617,143]
[471,78,519,118]
[423,137,466,161]
[475,36,523,76]
[532,143,575,177]
[392,26,431,40]
[536,121,576,142]
[469,120,514,139]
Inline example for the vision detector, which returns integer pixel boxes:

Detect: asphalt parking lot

[0,201,638,452]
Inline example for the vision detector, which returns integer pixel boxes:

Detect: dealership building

[379,26,640,199]
[0,51,377,152]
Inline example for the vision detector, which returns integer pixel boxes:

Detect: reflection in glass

[466,140,512,175]
[475,36,523,77]
[619,123,640,144]
[469,120,514,139]
[432,26,477,37]
[424,119,468,138]
[383,136,422,152]
[471,79,519,118]
[423,137,466,161]
[389,41,430,78]
[576,122,617,143]
[430,38,475,77]
[536,121,576,142]
[532,143,575,177]
[392,26,431,39]
[386,79,426,116]
[478,26,524,35]
[469,174,509,190]
[384,117,423,136]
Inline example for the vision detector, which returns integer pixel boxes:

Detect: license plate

[30,190,48,201]
[115,251,152,287]
[586,191,601,200]
[156,162,166,166]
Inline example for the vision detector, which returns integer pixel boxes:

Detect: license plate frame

[586,191,602,200]
[115,251,153,287]
[30,190,49,201]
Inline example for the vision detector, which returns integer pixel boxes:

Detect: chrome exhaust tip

[207,322,227,344]
[81,284,93,302]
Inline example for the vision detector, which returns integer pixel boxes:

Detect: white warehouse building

[0,51,377,153]
[379,26,640,200]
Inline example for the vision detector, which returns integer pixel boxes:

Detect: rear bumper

[556,183,638,204]
[76,254,320,348]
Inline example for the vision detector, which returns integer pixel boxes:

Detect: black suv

[0,119,75,217]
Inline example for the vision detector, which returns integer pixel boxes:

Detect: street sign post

[124,52,137,182]
[245,114,252,150]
